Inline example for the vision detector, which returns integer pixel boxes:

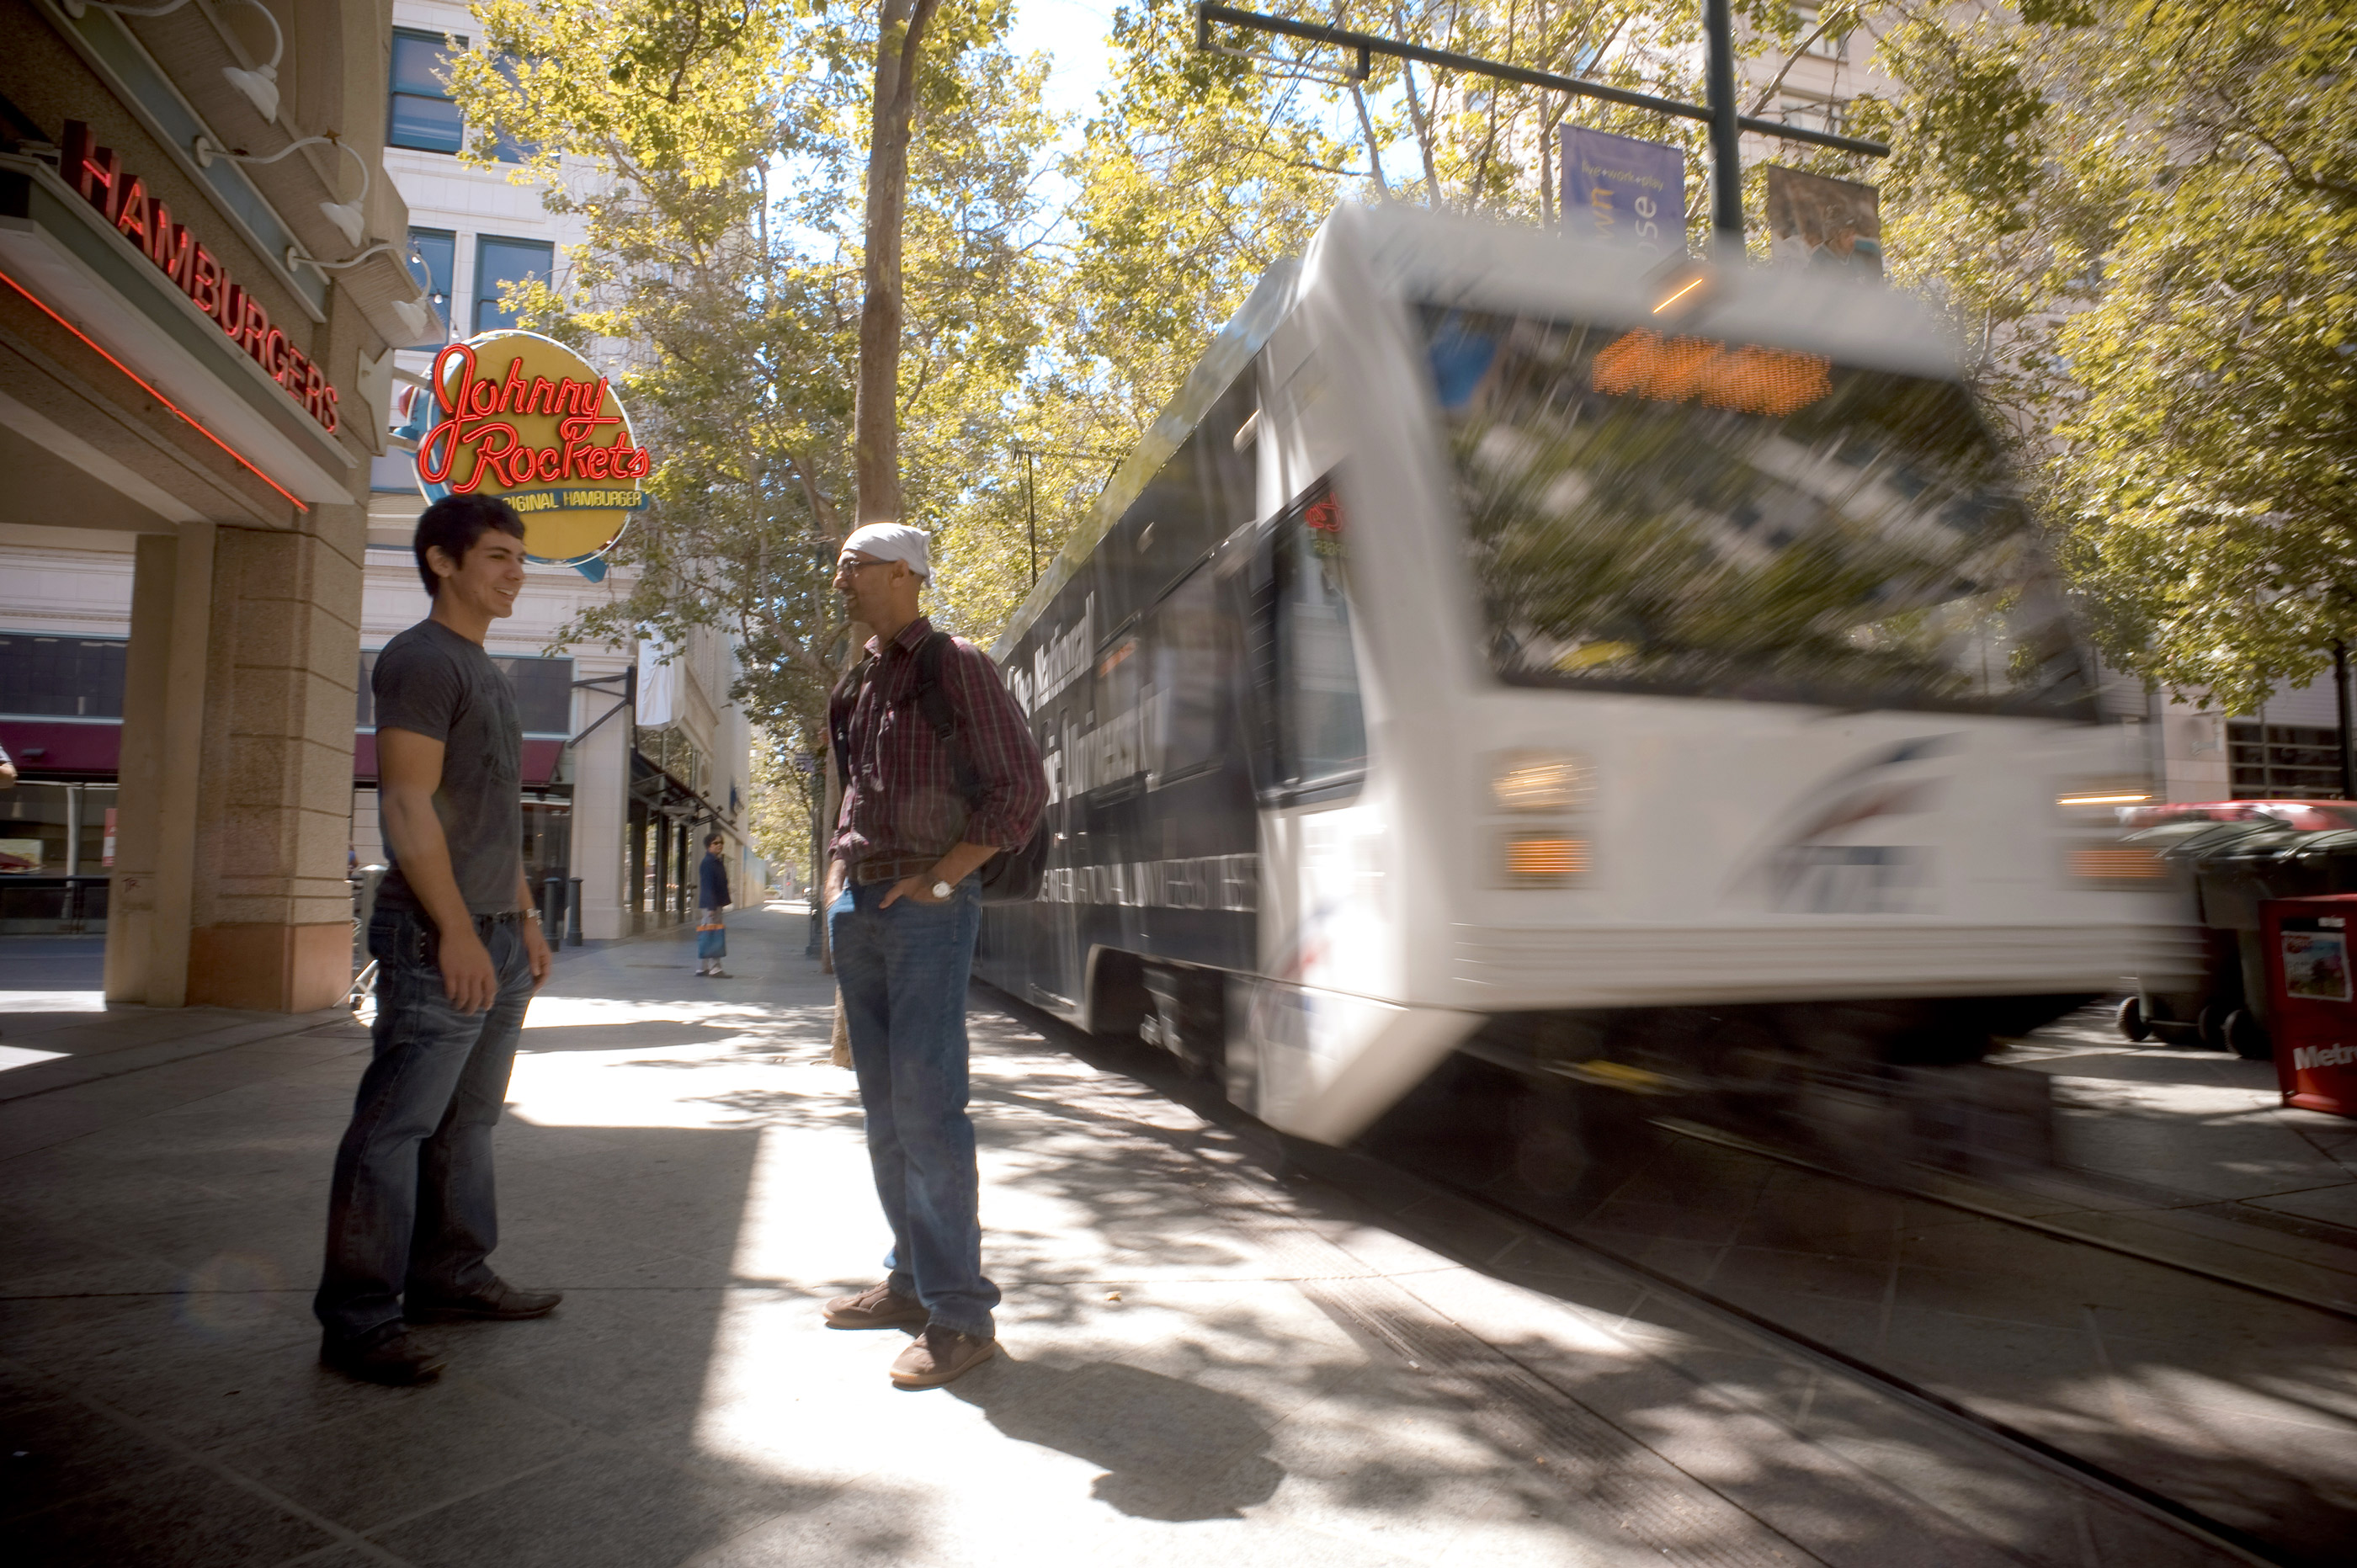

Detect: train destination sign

[1591,329,1831,417]
[414,331,649,567]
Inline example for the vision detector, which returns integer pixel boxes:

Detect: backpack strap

[909,631,984,808]
[827,654,873,792]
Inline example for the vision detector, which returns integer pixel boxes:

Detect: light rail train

[974,205,2189,1145]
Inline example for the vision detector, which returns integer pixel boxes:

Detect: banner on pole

[1559,127,1684,256]
[1763,167,1884,278]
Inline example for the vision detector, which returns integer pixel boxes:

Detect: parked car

[2121,799,2357,832]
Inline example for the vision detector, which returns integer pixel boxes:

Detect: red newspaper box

[2260,895,2357,1118]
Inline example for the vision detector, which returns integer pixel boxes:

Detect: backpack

[832,630,1049,904]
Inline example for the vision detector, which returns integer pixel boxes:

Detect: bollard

[566,877,584,945]
[541,876,565,946]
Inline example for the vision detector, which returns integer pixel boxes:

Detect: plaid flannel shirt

[829,617,1047,871]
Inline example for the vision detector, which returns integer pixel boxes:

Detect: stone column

[182,505,366,1011]
[104,524,215,1007]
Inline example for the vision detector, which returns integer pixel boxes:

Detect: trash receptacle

[2260,895,2357,1118]
[2121,819,2293,1050]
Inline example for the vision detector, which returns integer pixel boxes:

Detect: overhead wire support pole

[1011,444,1125,590]
[1191,5,1891,162]
[1702,0,1745,243]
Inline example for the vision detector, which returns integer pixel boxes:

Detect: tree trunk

[852,0,942,527]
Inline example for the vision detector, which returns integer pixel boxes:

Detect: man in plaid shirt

[821,522,1046,1390]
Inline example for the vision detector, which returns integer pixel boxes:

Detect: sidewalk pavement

[1,908,2246,1567]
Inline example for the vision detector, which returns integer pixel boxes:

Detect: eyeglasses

[835,556,891,576]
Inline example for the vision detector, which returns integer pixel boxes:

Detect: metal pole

[1703,0,1743,245]
[1024,449,1039,586]
[2336,640,2353,799]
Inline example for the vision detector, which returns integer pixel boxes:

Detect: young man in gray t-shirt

[314,494,559,1385]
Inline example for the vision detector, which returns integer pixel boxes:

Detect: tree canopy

[440,0,2354,823]
[1849,1,2356,710]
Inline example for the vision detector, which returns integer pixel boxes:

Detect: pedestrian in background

[313,494,561,1387]
[822,522,1046,1390]
[696,829,732,977]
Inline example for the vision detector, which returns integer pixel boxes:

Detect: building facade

[0,0,425,1007]
[0,0,757,989]
[365,0,758,936]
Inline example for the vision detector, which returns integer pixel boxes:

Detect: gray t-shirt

[373,618,523,918]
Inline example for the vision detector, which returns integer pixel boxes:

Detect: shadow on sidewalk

[952,1357,1284,1521]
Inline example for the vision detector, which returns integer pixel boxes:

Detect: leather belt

[473,911,530,930]
[855,855,937,886]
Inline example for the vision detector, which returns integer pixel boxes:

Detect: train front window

[1418,306,2094,715]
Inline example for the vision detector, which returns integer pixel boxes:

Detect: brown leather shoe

[890,1326,995,1390]
[321,1327,444,1386]
[824,1281,928,1330]
[406,1278,562,1322]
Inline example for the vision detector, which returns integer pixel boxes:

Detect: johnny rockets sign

[412,332,650,566]
[61,121,341,433]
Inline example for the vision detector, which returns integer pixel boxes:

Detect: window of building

[2229,722,2346,799]
[475,235,554,333]
[487,53,535,164]
[405,227,455,347]
[388,29,466,154]
[0,635,128,717]
[389,30,527,162]
[1795,5,1849,61]
[1777,94,1847,135]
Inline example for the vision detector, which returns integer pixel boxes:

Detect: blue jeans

[830,877,998,1339]
[314,909,535,1343]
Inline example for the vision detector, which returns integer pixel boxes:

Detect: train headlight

[1492,751,1593,812]
[2055,778,2152,814]
[1503,834,1590,884]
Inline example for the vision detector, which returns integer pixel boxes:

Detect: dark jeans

[829,876,998,1339]
[315,909,534,1344]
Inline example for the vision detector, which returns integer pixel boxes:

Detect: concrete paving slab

[0,908,2278,1567]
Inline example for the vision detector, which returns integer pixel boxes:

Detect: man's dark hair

[413,495,526,597]
[705,831,725,848]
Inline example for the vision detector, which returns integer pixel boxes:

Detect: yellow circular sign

[413,330,649,566]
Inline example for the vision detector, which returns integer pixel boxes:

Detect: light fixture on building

[66,0,285,125]
[391,298,435,342]
[194,133,371,248]
[217,0,284,122]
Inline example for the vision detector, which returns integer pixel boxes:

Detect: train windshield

[1418,306,2094,715]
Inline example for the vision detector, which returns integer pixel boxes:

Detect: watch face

[933,881,953,899]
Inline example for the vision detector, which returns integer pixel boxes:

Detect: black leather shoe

[321,1328,444,1386]
[405,1278,563,1322]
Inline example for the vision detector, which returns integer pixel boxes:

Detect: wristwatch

[931,880,954,900]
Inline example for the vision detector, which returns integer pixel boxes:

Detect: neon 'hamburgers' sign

[411,331,650,571]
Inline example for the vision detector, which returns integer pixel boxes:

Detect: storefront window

[0,635,126,717]
[0,781,116,932]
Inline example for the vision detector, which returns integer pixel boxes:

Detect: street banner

[636,631,679,728]
[401,329,651,579]
[1560,127,1684,255]
[1763,167,1884,278]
